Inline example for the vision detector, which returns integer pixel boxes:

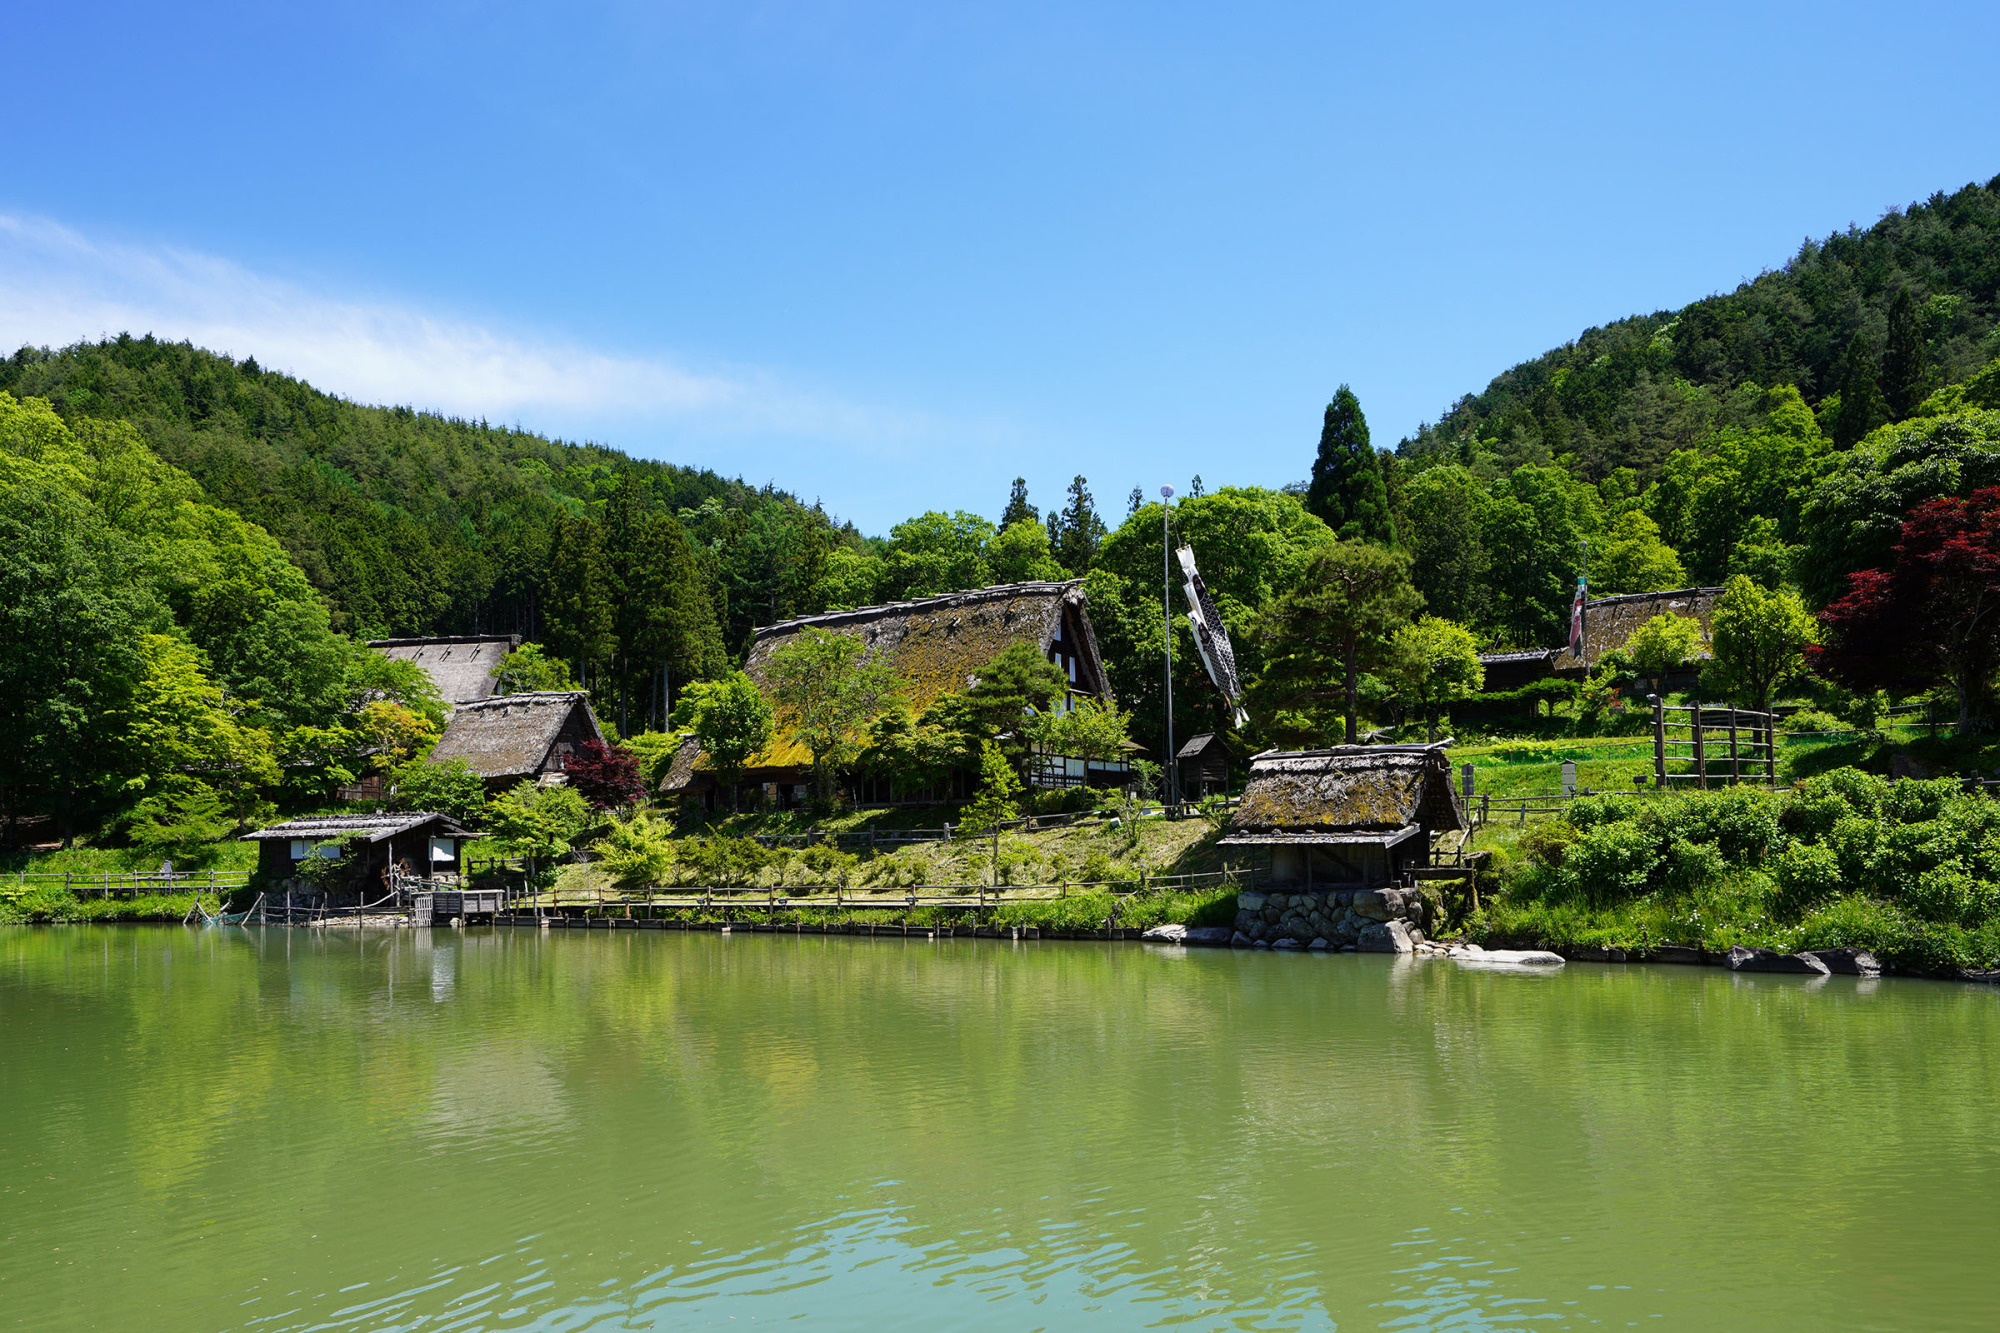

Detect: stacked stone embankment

[1231,887,1437,952]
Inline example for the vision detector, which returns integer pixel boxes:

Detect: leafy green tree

[385,756,488,824]
[116,633,278,830]
[763,630,901,807]
[1046,476,1107,575]
[1305,386,1395,543]
[959,741,1023,834]
[1706,575,1818,716]
[1388,616,1485,741]
[1592,510,1686,594]
[603,475,729,732]
[988,519,1064,583]
[673,671,775,811]
[1726,515,1796,589]
[1087,486,1334,755]
[592,810,679,887]
[1251,542,1422,744]
[1481,465,1601,646]
[121,777,231,865]
[492,642,577,694]
[1626,613,1708,692]
[864,704,967,797]
[1404,465,1492,628]
[878,510,995,598]
[484,781,594,869]
[819,546,883,610]
[1024,697,1134,774]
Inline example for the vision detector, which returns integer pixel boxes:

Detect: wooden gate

[1650,695,1777,788]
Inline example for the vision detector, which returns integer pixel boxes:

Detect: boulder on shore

[1727,946,1831,975]
[1806,947,1881,976]
[1141,923,1188,943]
[1183,926,1234,947]
[1451,947,1565,967]
[1357,920,1416,953]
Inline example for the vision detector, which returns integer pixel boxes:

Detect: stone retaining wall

[1233,886,1436,952]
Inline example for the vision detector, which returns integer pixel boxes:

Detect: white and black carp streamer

[1175,544,1248,728]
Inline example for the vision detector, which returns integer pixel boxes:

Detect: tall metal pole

[1161,486,1176,806]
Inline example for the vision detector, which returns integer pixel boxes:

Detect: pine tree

[1046,476,1106,575]
[1127,486,1144,518]
[1304,386,1395,543]
[1001,478,1038,530]
[1190,474,1205,498]
[1830,336,1890,449]
[1880,288,1933,420]
[542,510,616,687]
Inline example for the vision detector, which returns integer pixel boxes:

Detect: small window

[289,840,310,861]
[429,838,455,863]
[290,840,339,860]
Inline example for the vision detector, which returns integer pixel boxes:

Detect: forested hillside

[0,337,860,653]
[1400,175,2000,476]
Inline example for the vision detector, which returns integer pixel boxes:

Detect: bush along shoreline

[1474,766,2000,979]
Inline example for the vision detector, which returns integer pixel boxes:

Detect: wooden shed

[1218,744,1466,889]
[243,812,480,896]
[427,690,604,795]
[1175,733,1232,797]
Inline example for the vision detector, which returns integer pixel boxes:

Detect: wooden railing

[3,869,253,900]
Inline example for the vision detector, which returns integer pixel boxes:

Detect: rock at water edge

[1230,930,1254,948]
[1272,937,1302,950]
[1806,947,1881,976]
[1308,938,1331,951]
[1357,920,1416,954]
[1184,926,1234,947]
[1461,949,1566,967]
[1727,946,1831,975]
[1142,923,1188,943]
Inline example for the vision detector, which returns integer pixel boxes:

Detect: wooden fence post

[1729,712,1740,785]
[1651,695,1666,788]
[1693,700,1707,790]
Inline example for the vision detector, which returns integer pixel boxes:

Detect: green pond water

[3,926,1998,1331]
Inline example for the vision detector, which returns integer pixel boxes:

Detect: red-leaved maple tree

[1814,486,2000,730]
[562,738,646,810]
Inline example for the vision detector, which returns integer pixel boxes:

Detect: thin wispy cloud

[0,213,933,450]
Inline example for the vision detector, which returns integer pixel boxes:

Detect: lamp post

[1161,485,1176,807]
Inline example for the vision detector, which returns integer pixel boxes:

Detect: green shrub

[1771,842,1842,920]
[1556,823,1662,904]
[1517,820,1579,869]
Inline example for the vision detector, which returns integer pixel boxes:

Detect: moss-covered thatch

[1552,587,1722,672]
[1229,745,1466,835]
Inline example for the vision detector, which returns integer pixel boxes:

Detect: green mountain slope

[1402,174,2000,476]
[0,336,853,648]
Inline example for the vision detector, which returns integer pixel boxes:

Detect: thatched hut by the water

[1218,744,1466,888]
[428,690,604,795]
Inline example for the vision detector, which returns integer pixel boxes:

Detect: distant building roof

[243,812,479,843]
[1225,743,1465,837]
[663,581,1109,790]
[1177,732,1226,760]
[367,636,522,706]
[428,691,602,781]
[1552,587,1724,671]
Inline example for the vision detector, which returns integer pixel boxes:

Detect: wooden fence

[1651,697,1778,787]
[4,869,253,900]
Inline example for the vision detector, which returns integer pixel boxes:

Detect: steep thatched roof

[746,580,1106,706]
[368,636,521,706]
[661,581,1107,785]
[244,812,479,843]
[429,691,602,780]
[1552,587,1722,671]
[1226,744,1465,836]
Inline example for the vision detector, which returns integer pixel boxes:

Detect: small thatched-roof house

[429,691,604,795]
[664,580,1120,808]
[368,635,522,708]
[1175,732,1233,797]
[244,811,480,892]
[1219,744,1465,888]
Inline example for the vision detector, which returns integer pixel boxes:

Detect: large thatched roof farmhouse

[429,690,604,795]
[1219,744,1466,889]
[662,579,1124,808]
[368,635,521,708]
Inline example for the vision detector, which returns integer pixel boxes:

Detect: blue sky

[3,1,1996,534]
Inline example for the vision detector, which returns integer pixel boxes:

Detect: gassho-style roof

[428,691,603,780]
[368,635,522,706]
[662,581,1108,790]
[1218,743,1465,847]
[1551,587,1723,672]
[243,812,479,843]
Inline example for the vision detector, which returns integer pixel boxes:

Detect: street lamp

[1161,485,1176,806]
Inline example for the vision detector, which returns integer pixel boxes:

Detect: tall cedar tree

[1815,487,2000,730]
[1000,478,1038,530]
[1305,386,1396,543]
[602,476,728,733]
[1047,476,1107,575]
[1880,287,1933,420]
[1252,542,1422,744]
[1829,337,1891,449]
[541,510,616,687]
